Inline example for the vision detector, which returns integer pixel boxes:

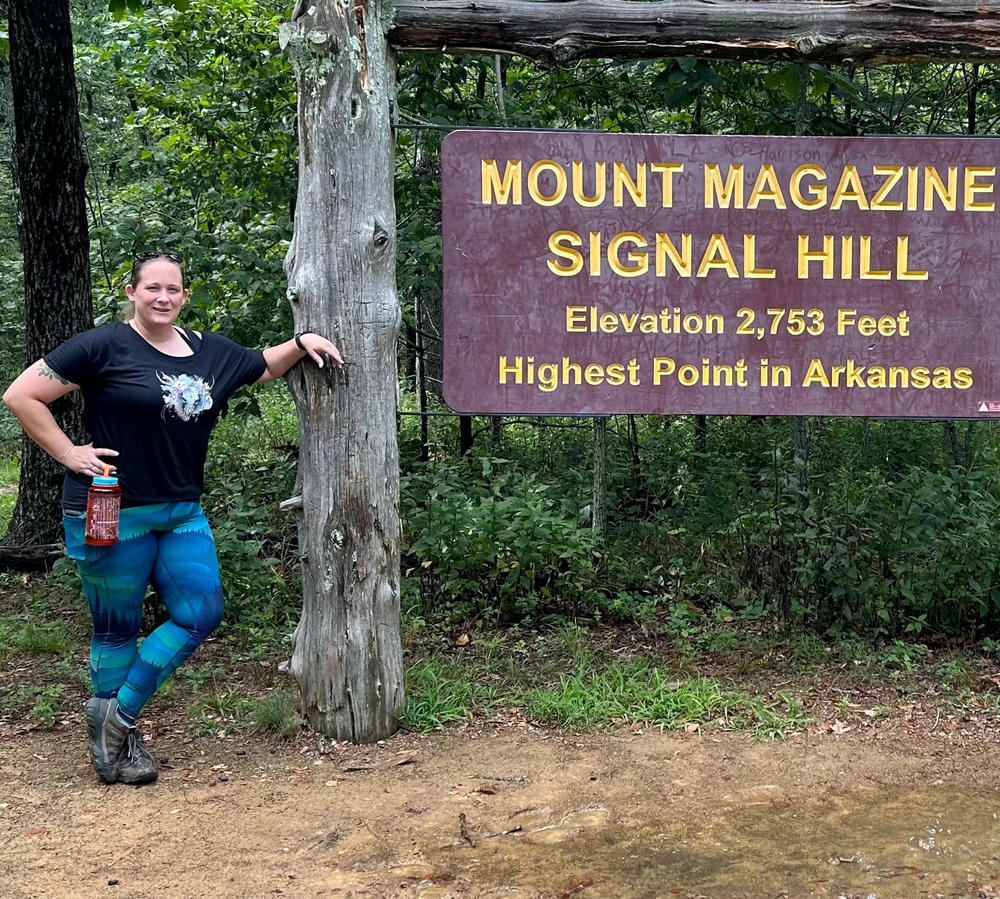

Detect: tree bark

[592,416,607,547]
[390,0,1000,66]
[459,415,473,455]
[280,0,404,742]
[793,63,810,494]
[693,415,707,456]
[3,0,91,554]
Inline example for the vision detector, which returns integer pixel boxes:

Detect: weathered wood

[390,0,1000,65]
[0,543,62,573]
[280,0,404,742]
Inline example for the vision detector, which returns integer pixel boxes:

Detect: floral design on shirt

[157,371,215,422]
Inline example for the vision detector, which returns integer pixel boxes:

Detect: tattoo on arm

[37,364,69,385]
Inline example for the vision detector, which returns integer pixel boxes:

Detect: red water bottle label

[85,491,121,545]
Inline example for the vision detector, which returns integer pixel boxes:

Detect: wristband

[294,331,312,351]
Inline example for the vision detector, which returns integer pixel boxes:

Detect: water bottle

[85,465,121,546]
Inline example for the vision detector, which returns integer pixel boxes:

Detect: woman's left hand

[299,333,344,369]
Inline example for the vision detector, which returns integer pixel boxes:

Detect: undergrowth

[5,388,1000,739]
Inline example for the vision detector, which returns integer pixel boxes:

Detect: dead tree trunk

[280,0,404,742]
[390,1,1000,65]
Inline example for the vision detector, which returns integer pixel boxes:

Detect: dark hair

[130,251,184,288]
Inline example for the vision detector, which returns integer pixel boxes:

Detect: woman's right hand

[62,444,119,477]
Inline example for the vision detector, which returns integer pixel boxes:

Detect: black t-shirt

[46,322,267,511]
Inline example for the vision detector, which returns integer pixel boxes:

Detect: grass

[183,670,303,738]
[0,456,17,534]
[402,641,812,739]
[187,689,304,738]
[0,582,83,666]
[0,457,17,482]
[525,660,810,737]
[396,613,1000,740]
[1,564,999,746]
[252,691,302,738]
[15,620,74,655]
[189,688,259,736]
[403,659,497,730]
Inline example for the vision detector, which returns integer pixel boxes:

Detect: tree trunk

[627,414,643,510]
[793,63,810,494]
[3,0,92,556]
[414,289,429,463]
[693,415,707,456]
[459,416,473,455]
[280,0,404,742]
[592,416,608,547]
[390,0,1000,65]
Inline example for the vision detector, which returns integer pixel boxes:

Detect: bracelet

[61,446,74,464]
[294,331,312,351]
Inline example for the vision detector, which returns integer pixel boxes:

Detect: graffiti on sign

[442,130,1000,418]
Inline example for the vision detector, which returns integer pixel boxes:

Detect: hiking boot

[84,696,130,784]
[118,729,159,785]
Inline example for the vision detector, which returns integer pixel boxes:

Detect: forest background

[3,0,1000,739]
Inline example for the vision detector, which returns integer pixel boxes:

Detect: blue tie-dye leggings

[64,501,224,724]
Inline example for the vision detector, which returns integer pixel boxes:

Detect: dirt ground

[3,707,1000,899]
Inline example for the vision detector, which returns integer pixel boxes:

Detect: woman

[3,251,342,786]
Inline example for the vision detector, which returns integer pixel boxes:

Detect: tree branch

[0,543,63,573]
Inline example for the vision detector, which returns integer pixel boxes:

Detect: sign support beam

[390,0,1000,66]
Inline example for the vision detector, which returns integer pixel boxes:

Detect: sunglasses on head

[133,251,183,264]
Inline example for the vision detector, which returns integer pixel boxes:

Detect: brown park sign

[441,130,1000,418]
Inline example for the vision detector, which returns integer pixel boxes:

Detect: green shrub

[402,458,596,621]
[202,384,301,637]
[718,455,1000,638]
